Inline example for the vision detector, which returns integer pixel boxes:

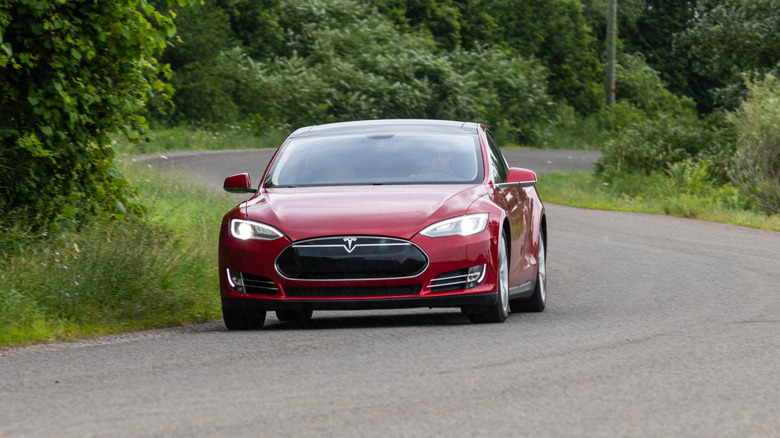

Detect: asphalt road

[2,148,779,437]
[130,148,602,193]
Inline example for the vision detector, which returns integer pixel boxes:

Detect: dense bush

[728,75,780,214]
[447,46,554,144]
[595,111,736,184]
[167,0,555,144]
[372,0,603,115]
[594,52,737,183]
[148,1,238,124]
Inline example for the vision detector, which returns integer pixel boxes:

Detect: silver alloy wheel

[509,229,546,313]
[467,231,510,323]
[498,234,509,318]
[537,231,546,306]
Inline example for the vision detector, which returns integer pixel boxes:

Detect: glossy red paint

[218,119,546,329]
[222,173,253,193]
[240,184,488,241]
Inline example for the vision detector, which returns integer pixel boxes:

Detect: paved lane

[131,148,601,192]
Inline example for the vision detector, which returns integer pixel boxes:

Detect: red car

[219,119,547,329]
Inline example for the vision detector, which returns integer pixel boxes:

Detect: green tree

[372,0,463,49]
[214,0,283,60]
[211,0,553,143]
[679,0,780,109]
[150,1,239,124]
[374,0,603,115]
[583,0,728,113]
[0,0,190,232]
[626,1,706,107]
[488,0,603,115]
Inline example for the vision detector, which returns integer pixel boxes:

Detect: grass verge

[538,172,780,231]
[118,125,288,154]
[0,162,234,348]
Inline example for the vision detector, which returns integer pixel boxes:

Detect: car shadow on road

[264,310,472,331]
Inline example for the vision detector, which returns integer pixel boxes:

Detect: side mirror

[223,173,256,194]
[497,168,537,188]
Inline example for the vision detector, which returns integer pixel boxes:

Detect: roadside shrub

[596,111,736,182]
[594,54,737,178]
[728,75,780,213]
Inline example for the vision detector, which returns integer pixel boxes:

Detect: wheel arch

[502,217,512,264]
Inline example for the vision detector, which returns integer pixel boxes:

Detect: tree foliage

[149,1,238,124]
[491,0,602,115]
[0,0,189,232]
[624,0,712,111]
[162,0,554,143]
[372,0,603,115]
[5,0,776,231]
[678,0,780,110]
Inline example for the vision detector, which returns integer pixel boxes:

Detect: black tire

[510,229,546,313]
[469,231,509,323]
[223,308,266,330]
[275,309,314,323]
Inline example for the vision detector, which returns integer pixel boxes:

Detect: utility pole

[606,0,617,106]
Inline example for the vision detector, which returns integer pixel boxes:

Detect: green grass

[538,172,780,231]
[0,163,235,347]
[114,125,289,155]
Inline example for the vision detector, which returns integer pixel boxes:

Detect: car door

[485,130,534,285]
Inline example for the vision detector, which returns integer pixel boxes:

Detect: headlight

[419,213,488,237]
[229,218,284,241]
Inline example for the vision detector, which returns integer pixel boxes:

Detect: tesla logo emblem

[343,237,358,253]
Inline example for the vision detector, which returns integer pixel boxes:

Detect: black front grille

[276,236,428,280]
[285,285,421,297]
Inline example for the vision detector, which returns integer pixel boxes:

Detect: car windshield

[264,133,484,187]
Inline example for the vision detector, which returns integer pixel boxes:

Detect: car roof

[289,119,482,138]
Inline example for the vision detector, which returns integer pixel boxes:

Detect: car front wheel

[510,229,546,313]
[469,231,509,323]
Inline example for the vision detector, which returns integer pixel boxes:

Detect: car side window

[486,130,509,184]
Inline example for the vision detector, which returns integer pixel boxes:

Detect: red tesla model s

[219,119,547,329]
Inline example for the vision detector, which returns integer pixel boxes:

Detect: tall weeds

[0,163,232,346]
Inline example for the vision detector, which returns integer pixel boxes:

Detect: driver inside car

[431,148,454,171]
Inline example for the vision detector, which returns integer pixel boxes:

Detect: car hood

[242,185,487,241]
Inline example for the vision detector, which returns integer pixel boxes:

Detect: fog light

[226,269,245,293]
[465,264,486,289]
